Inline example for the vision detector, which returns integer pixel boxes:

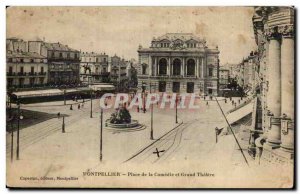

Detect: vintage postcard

[6,6,295,188]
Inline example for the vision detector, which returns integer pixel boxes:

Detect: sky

[6,6,257,64]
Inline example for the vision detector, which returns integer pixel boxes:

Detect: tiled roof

[42,42,79,52]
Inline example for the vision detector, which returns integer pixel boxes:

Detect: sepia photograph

[5,5,295,189]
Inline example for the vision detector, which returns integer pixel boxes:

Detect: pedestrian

[57,112,61,119]
[78,104,80,110]
[70,104,73,110]
[238,99,241,104]
[206,101,209,106]
[225,99,227,103]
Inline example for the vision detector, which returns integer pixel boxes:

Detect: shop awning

[89,84,115,91]
[216,99,254,130]
[12,89,64,98]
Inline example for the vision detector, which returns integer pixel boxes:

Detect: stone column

[149,55,152,76]
[170,57,172,76]
[201,57,204,78]
[168,57,171,76]
[280,25,294,153]
[265,29,282,148]
[196,58,199,77]
[181,58,184,76]
[153,56,156,76]
[155,57,159,75]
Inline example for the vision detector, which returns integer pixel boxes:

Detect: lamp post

[150,82,154,140]
[100,108,103,161]
[63,88,66,105]
[62,116,65,133]
[10,120,13,162]
[175,94,178,124]
[90,89,93,118]
[16,103,23,160]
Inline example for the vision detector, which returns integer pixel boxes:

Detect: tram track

[6,101,100,157]
[124,118,198,164]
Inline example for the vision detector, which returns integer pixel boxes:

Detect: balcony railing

[17,72,27,76]
[81,72,110,76]
[170,75,183,78]
[157,74,169,77]
[28,72,38,76]
[7,72,46,76]
[185,75,197,78]
[38,72,47,75]
[7,72,15,76]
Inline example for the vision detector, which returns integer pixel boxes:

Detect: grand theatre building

[137,33,220,95]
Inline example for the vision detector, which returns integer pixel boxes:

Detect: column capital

[265,26,281,40]
[278,24,294,38]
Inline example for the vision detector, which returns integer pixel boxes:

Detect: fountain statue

[109,106,131,124]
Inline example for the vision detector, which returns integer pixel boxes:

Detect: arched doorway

[158,58,167,75]
[172,58,181,75]
[187,59,195,76]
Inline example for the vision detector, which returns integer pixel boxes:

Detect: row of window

[143,81,214,94]
[50,52,79,59]
[81,57,107,63]
[7,58,46,63]
[141,65,214,77]
[8,66,44,74]
[7,77,45,86]
[83,67,107,74]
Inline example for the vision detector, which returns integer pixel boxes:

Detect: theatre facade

[137,33,220,95]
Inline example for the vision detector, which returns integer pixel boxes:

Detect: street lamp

[150,82,154,140]
[7,116,14,162]
[175,94,178,124]
[90,89,93,118]
[62,116,65,133]
[63,88,66,105]
[16,103,23,160]
[100,108,103,161]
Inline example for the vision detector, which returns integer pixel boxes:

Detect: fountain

[105,106,141,130]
